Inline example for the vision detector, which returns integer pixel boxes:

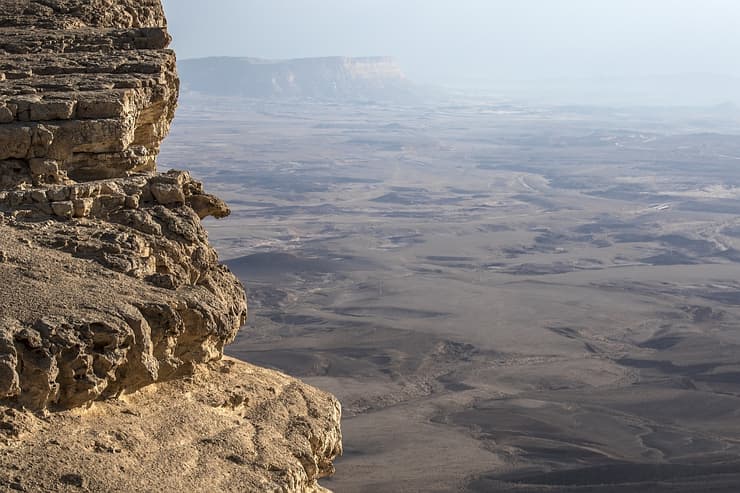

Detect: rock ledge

[0,358,342,493]
[0,1,342,491]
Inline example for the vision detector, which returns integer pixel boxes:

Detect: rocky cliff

[0,1,342,491]
[180,56,417,101]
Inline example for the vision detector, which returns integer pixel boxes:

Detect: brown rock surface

[0,0,343,491]
[0,0,244,413]
[0,0,177,185]
[0,358,342,493]
[0,207,245,410]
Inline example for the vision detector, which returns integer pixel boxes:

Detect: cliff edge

[0,1,342,491]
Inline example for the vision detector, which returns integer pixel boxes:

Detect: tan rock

[0,125,31,160]
[72,198,94,218]
[46,186,69,202]
[0,323,20,398]
[29,190,47,203]
[124,193,140,209]
[187,193,232,219]
[0,358,342,493]
[29,124,54,158]
[0,220,247,410]
[29,100,76,121]
[50,200,74,218]
[0,0,343,490]
[150,181,186,205]
[0,105,13,124]
[28,158,58,176]
[0,1,178,187]
[28,158,66,184]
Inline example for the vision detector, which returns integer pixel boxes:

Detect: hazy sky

[162,0,740,85]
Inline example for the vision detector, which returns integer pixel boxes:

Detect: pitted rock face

[0,0,247,411]
[0,0,178,186]
[0,358,342,493]
[1,0,168,29]
[0,167,247,412]
[0,219,247,410]
[0,1,341,490]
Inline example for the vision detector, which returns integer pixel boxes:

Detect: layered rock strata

[0,1,342,491]
[0,0,177,185]
[0,0,240,412]
[0,184,244,410]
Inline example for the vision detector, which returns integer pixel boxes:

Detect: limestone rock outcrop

[0,0,177,186]
[0,0,239,412]
[0,1,342,491]
[0,200,245,410]
[0,358,342,493]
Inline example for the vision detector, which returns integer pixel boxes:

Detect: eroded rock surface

[0,1,342,491]
[0,358,342,493]
[0,0,177,186]
[0,0,243,411]
[0,204,245,410]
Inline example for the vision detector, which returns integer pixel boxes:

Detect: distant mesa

[179,56,419,102]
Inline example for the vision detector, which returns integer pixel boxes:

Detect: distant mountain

[179,56,420,102]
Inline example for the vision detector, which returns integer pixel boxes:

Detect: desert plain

[160,94,740,492]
